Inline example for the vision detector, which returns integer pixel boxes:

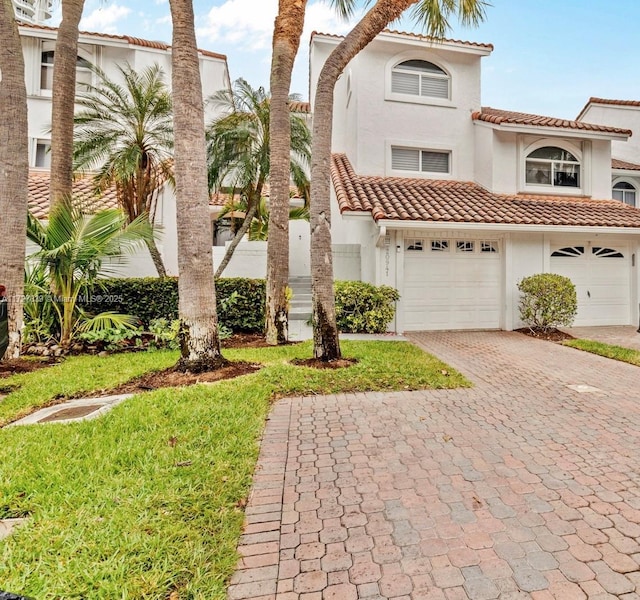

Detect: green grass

[564,338,640,367]
[0,340,468,599]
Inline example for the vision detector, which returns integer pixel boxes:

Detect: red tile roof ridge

[612,158,640,171]
[310,28,493,49]
[587,97,640,108]
[17,21,227,60]
[474,107,631,136]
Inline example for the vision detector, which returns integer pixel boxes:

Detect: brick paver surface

[227,331,640,599]
[562,325,640,351]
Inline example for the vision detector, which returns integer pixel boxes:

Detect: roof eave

[473,119,630,141]
[377,219,640,235]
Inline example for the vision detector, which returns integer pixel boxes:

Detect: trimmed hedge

[80,277,266,332]
[517,273,577,331]
[334,280,400,333]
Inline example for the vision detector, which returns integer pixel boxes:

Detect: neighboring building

[13,0,52,24]
[310,29,640,332]
[21,22,231,277]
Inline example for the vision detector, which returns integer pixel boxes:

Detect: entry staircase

[288,276,312,322]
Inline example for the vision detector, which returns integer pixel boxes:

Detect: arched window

[391,59,449,99]
[525,146,580,188]
[40,50,93,92]
[612,181,636,206]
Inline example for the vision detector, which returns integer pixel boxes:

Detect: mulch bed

[291,357,358,369]
[222,332,299,349]
[0,358,57,379]
[515,327,574,342]
[81,361,262,398]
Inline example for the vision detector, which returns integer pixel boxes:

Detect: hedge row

[81,277,266,332]
[82,277,400,334]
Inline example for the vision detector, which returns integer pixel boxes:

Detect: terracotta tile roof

[290,101,311,113]
[473,107,632,136]
[331,154,640,228]
[28,170,118,219]
[17,21,227,61]
[612,158,640,171]
[310,29,493,50]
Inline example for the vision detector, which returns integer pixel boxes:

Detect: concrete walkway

[562,325,640,351]
[228,331,640,599]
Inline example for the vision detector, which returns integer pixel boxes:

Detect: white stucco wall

[580,104,640,163]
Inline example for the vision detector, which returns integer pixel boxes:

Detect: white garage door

[550,244,631,326]
[403,239,501,330]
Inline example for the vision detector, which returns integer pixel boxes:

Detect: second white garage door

[550,243,631,326]
[403,238,501,331]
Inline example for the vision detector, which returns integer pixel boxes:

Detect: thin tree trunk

[146,236,167,278]
[0,0,29,359]
[265,0,307,345]
[214,187,262,280]
[170,0,223,371]
[310,0,415,360]
[50,0,85,206]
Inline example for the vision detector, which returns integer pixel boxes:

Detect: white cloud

[80,4,132,34]
[197,0,360,51]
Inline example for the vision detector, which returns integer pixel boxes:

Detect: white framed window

[405,239,424,251]
[593,247,624,258]
[34,139,51,168]
[525,146,580,189]
[391,146,450,175]
[456,241,474,253]
[40,45,94,94]
[613,181,636,206]
[431,240,449,252]
[391,59,450,100]
[551,246,585,257]
[480,241,498,254]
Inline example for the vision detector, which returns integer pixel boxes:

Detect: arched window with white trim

[525,146,580,189]
[40,42,94,93]
[391,59,450,100]
[612,181,637,207]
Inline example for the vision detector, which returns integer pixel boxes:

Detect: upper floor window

[612,181,636,206]
[391,60,449,100]
[34,139,51,168]
[391,146,450,175]
[40,50,93,93]
[525,146,580,189]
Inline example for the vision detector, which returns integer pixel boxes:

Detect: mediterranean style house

[309,29,640,332]
[20,21,231,276]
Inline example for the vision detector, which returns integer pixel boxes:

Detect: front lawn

[563,338,640,367]
[0,340,468,599]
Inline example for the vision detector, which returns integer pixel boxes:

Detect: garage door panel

[550,243,630,326]
[403,241,501,331]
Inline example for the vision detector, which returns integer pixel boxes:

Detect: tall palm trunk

[215,180,264,279]
[0,0,29,359]
[50,0,85,206]
[265,0,307,345]
[310,0,415,360]
[169,0,223,371]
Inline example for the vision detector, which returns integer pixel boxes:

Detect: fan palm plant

[206,78,311,279]
[26,198,153,346]
[72,63,173,277]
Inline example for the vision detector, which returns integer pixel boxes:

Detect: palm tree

[310,0,487,361]
[26,199,152,346]
[266,0,357,346]
[207,78,311,279]
[0,0,29,359]
[49,0,85,207]
[169,0,224,372]
[73,63,174,277]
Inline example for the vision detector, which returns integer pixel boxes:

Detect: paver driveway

[228,331,640,600]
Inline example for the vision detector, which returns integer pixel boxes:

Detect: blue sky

[65,0,640,120]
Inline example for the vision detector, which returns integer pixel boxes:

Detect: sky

[55,0,640,120]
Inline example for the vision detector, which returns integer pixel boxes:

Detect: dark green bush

[80,277,266,332]
[334,280,400,333]
[517,273,577,331]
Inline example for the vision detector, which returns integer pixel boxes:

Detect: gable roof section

[28,170,119,219]
[576,97,640,121]
[331,154,640,228]
[18,21,227,61]
[473,107,631,137]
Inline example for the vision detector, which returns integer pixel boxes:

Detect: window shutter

[421,151,449,173]
[420,76,449,99]
[391,71,420,95]
[392,148,420,171]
